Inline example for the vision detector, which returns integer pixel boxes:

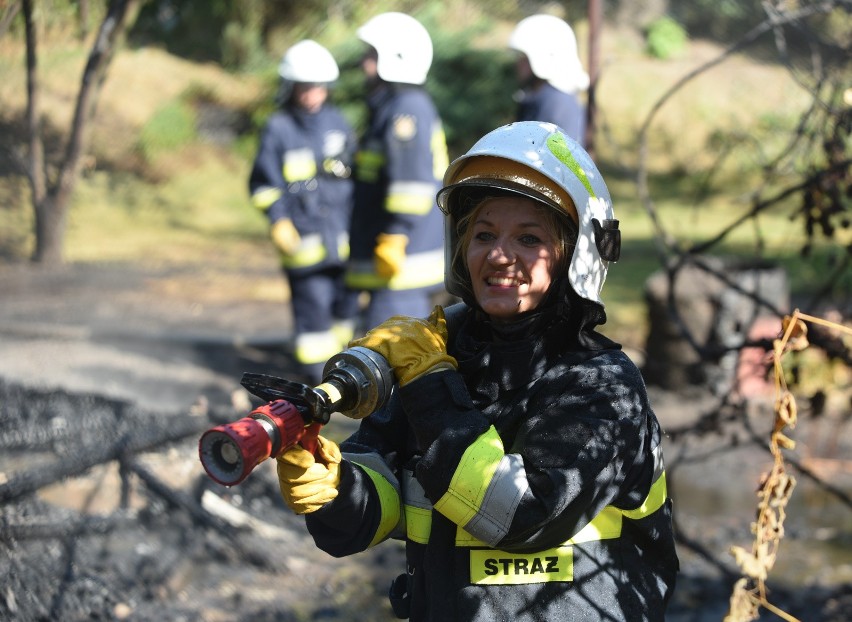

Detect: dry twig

[725,311,852,621]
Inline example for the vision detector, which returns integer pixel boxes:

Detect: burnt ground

[0,261,850,622]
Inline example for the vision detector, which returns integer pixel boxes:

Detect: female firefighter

[248,40,359,383]
[275,121,679,621]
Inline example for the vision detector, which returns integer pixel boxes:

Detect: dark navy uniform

[516,82,586,146]
[305,303,678,621]
[346,84,448,330]
[249,104,359,381]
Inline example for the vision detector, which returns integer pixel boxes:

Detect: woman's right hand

[276,435,341,514]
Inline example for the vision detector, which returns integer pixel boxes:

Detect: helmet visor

[437,156,579,225]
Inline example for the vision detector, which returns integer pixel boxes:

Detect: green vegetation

[137,99,198,162]
[1,5,848,349]
[645,17,688,60]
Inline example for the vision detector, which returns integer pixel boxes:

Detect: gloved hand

[276,435,341,514]
[271,218,301,256]
[350,305,457,386]
[374,233,408,279]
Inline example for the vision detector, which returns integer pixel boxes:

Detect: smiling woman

[461,195,565,320]
[273,121,679,621]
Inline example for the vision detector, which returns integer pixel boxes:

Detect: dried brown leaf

[725,578,761,622]
[774,432,797,450]
[781,316,809,351]
[730,545,768,580]
[775,392,798,428]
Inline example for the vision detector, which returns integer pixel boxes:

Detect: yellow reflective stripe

[434,427,504,527]
[357,464,402,547]
[456,505,624,548]
[568,506,623,544]
[403,469,433,543]
[431,126,449,180]
[330,320,355,349]
[385,194,434,215]
[470,546,573,585]
[455,524,483,546]
[252,187,281,210]
[454,476,667,548]
[337,232,350,261]
[283,148,317,181]
[405,505,432,544]
[294,331,341,366]
[345,249,444,290]
[281,234,327,269]
[621,471,667,520]
[385,181,436,215]
[356,150,385,182]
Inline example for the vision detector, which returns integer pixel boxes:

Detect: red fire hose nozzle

[198,399,311,487]
[198,346,393,486]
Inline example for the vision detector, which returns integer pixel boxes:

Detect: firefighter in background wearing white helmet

[249,40,359,383]
[345,12,449,332]
[275,122,679,621]
[509,14,590,145]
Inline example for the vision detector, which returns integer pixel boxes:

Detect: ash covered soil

[1,262,849,622]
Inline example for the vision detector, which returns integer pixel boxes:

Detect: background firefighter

[248,40,359,383]
[345,12,449,332]
[508,14,590,146]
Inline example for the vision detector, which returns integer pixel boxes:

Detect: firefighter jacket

[346,84,448,292]
[249,103,356,274]
[516,82,586,146]
[305,303,679,621]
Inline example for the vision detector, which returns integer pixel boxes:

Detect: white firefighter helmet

[278,40,340,84]
[437,121,619,308]
[508,14,589,94]
[357,12,433,85]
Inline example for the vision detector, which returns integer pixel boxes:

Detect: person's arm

[249,117,291,225]
[373,96,445,278]
[303,398,409,557]
[403,350,654,552]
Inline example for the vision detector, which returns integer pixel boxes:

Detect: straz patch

[392,114,418,141]
[469,546,573,585]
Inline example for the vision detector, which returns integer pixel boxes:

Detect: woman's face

[465,196,559,321]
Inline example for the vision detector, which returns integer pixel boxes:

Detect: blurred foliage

[137,98,197,162]
[645,16,688,60]
[668,0,765,41]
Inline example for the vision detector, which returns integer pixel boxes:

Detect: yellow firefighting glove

[350,305,458,386]
[374,233,408,279]
[271,218,301,256]
[276,435,341,514]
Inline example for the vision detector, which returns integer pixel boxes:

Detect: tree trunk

[33,195,68,264]
[23,0,138,266]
